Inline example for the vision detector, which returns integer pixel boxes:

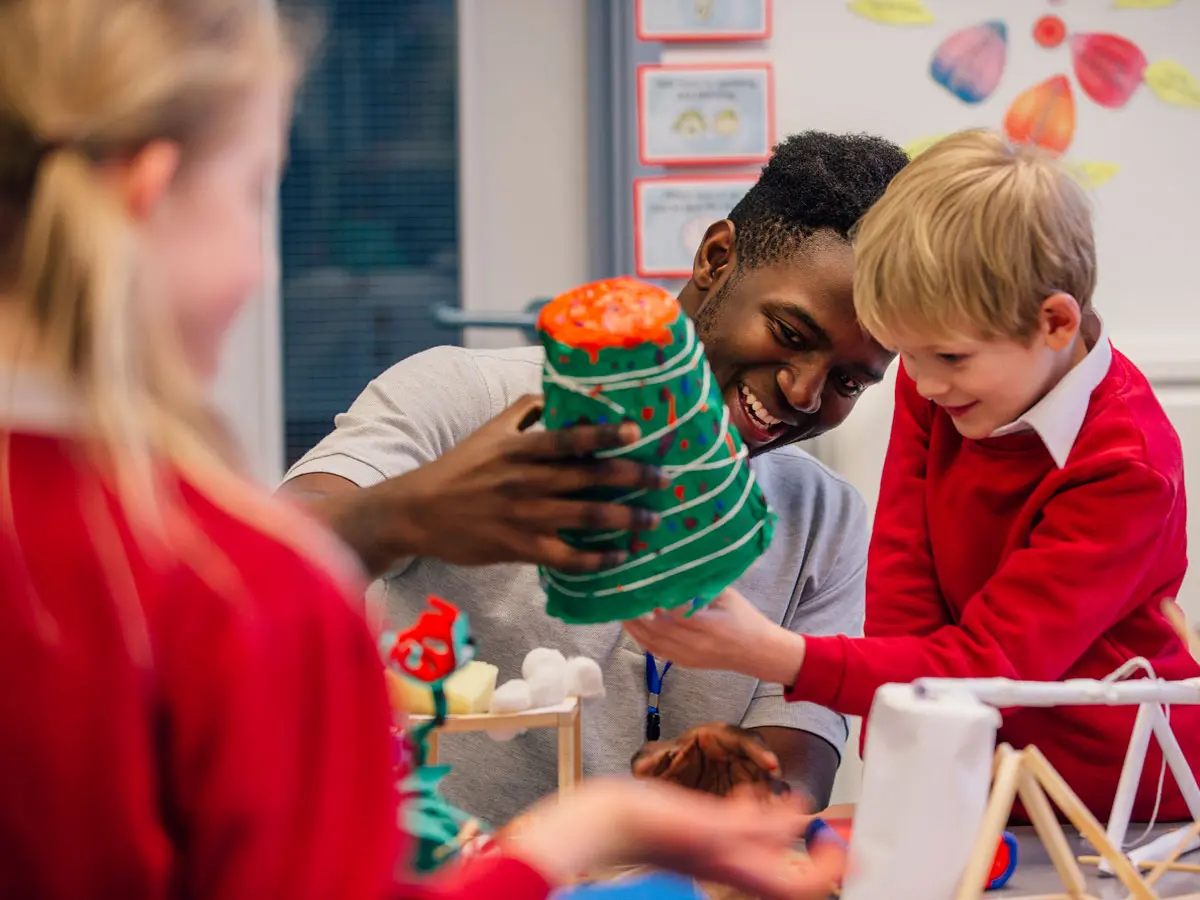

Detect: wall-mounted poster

[636,0,772,43]
[633,175,756,278]
[637,63,774,166]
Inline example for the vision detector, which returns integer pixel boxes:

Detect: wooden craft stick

[430,818,482,863]
[556,707,579,796]
[1016,765,1088,897]
[1023,747,1155,900]
[1078,855,1200,875]
[1164,599,1200,664]
[1145,817,1200,887]
[956,745,1024,900]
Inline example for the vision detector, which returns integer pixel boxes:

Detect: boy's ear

[1039,293,1083,351]
[691,219,737,291]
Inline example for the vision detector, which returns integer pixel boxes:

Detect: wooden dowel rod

[1078,855,1200,875]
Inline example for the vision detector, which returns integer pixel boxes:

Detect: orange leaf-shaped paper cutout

[1004,75,1076,156]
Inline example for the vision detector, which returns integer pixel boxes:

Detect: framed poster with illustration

[633,175,756,278]
[635,0,772,43]
[637,63,774,167]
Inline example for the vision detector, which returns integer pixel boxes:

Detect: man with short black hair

[283,131,909,825]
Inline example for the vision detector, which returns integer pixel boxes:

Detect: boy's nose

[914,375,950,401]
[903,357,949,401]
[778,368,823,415]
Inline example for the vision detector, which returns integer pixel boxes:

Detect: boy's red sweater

[0,432,551,900]
[788,350,1200,820]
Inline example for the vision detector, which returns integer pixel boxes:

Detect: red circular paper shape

[1034,15,1066,48]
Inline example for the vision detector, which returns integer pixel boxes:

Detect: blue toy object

[986,831,1019,891]
[804,817,849,851]
[552,872,707,900]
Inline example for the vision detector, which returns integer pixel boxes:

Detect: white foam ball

[527,668,568,708]
[487,679,533,742]
[564,656,606,699]
[522,647,567,682]
[490,679,533,714]
[486,728,526,742]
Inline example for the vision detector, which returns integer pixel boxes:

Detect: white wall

[209,178,284,487]
[457,0,592,349]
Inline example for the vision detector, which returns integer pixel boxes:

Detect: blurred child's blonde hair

[852,129,1096,347]
[0,0,358,634]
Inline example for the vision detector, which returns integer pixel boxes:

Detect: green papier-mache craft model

[536,276,775,624]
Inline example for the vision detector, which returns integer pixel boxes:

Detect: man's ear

[1039,292,1083,351]
[691,219,737,292]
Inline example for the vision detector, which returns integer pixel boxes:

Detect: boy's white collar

[989,315,1112,468]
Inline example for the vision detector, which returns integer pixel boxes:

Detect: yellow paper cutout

[1144,60,1200,108]
[902,134,948,159]
[847,0,935,26]
[1069,161,1121,190]
[1113,0,1179,8]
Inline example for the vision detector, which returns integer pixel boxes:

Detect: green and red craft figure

[382,595,478,873]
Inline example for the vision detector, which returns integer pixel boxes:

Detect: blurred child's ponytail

[0,1,360,621]
[17,144,164,506]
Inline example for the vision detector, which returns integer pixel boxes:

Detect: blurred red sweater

[0,430,550,900]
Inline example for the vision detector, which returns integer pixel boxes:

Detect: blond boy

[624,129,1200,820]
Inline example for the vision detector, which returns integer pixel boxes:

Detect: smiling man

[281,131,908,826]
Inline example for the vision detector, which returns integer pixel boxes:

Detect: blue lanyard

[644,652,672,742]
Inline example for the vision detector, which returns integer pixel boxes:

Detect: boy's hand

[374,394,668,570]
[623,589,807,687]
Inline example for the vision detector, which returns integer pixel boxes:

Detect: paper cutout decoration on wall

[1113,0,1179,8]
[930,21,1007,104]
[902,134,949,160]
[1033,15,1067,48]
[1071,33,1147,108]
[1144,59,1200,108]
[1068,161,1122,190]
[1004,75,1076,156]
[847,0,934,26]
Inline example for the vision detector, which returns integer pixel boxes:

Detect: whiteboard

[659,0,1200,356]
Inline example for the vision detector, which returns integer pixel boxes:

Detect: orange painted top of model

[537,276,679,355]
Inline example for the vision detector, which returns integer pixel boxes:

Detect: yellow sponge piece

[386,660,499,716]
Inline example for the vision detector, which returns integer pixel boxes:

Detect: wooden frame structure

[409,697,584,795]
[957,743,1153,900]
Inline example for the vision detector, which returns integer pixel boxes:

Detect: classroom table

[1000,823,1200,898]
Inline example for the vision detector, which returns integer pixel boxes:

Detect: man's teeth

[739,384,782,429]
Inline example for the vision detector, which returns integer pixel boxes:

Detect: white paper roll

[841,683,1001,900]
